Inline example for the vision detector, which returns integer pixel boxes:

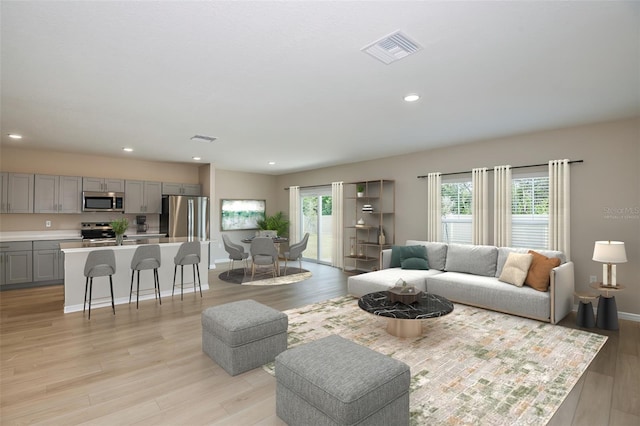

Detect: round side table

[574,292,598,328]
[590,283,625,331]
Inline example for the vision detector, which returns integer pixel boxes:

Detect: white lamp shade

[592,241,627,263]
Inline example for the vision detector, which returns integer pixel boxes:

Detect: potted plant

[256,211,290,238]
[110,218,129,245]
[356,184,365,197]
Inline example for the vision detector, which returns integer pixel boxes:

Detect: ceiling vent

[190,135,217,143]
[361,30,422,65]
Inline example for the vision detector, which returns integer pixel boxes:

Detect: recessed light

[404,94,420,102]
[268,161,276,165]
[192,156,201,161]
[8,133,22,139]
[122,147,133,152]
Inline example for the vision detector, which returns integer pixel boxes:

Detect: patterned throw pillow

[498,252,533,287]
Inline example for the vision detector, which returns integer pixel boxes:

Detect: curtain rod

[284,183,332,190]
[417,160,583,179]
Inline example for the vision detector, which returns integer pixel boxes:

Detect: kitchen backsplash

[0,213,160,233]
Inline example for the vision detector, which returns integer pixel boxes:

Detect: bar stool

[129,245,162,309]
[172,241,202,300]
[83,249,116,320]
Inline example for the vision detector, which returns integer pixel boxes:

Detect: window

[300,187,333,264]
[441,180,472,244]
[512,175,549,249]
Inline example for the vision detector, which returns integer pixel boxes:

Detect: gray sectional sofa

[347,240,575,324]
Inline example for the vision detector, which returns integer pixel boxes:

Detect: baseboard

[618,311,640,322]
[572,304,640,323]
[63,283,210,313]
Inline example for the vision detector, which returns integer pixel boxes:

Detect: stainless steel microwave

[82,192,125,212]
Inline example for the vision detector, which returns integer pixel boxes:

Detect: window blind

[441,181,472,244]
[511,176,549,249]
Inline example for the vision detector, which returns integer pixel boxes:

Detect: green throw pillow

[390,245,428,268]
[401,257,429,270]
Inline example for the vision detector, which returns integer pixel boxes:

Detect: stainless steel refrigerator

[160,195,209,239]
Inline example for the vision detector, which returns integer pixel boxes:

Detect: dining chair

[250,237,279,279]
[222,234,249,276]
[283,233,309,274]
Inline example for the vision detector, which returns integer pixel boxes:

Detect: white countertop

[60,237,209,252]
[126,233,166,239]
[0,231,166,242]
[0,231,82,242]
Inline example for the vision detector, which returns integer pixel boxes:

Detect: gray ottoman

[275,334,410,425]
[201,299,288,376]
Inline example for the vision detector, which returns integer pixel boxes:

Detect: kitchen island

[60,237,209,313]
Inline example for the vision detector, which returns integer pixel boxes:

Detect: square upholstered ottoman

[275,334,410,425]
[201,299,288,376]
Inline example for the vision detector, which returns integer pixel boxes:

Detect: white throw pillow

[498,252,533,287]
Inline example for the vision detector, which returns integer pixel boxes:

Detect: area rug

[265,296,607,425]
[218,267,311,286]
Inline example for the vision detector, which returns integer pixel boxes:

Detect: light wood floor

[1,263,638,425]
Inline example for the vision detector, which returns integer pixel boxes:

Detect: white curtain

[426,172,442,242]
[288,186,300,244]
[472,167,489,245]
[549,159,571,260]
[331,182,344,268]
[493,165,512,247]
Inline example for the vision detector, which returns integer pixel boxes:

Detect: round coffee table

[358,291,454,338]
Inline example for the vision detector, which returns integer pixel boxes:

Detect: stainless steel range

[80,222,116,241]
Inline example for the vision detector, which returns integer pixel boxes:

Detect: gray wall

[274,117,640,316]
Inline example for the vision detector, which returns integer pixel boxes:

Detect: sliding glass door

[300,187,332,264]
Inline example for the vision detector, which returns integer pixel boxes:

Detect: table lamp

[592,241,627,286]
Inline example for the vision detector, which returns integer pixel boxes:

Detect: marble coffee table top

[358,291,454,320]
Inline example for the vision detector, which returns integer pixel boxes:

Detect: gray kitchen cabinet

[161,182,182,195]
[2,173,34,213]
[34,174,57,213]
[182,184,202,196]
[33,243,58,282]
[82,177,125,192]
[144,181,162,213]
[162,182,201,196]
[34,175,82,214]
[182,184,201,196]
[124,180,144,213]
[33,240,71,282]
[0,241,33,285]
[125,180,162,214]
[59,176,83,213]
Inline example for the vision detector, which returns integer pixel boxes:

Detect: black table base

[576,301,596,328]
[596,296,619,331]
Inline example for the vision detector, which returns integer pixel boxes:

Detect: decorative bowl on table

[388,284,422,305]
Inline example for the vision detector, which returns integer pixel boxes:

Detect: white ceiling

[1,1,639,175]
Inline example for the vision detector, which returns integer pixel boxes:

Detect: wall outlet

[45,220,52,228]
[589,275,598,283]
